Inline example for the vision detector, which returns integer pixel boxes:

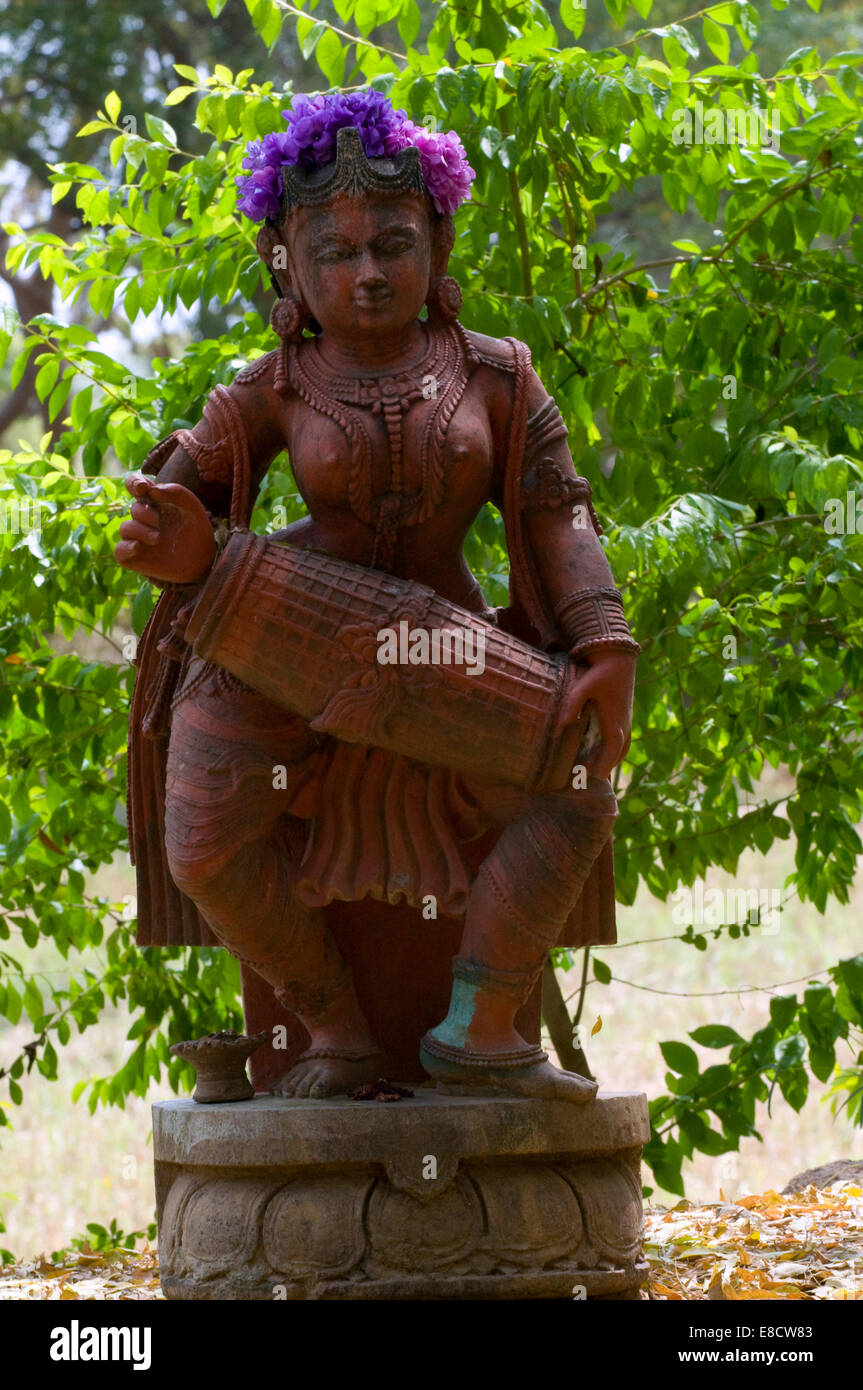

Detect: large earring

[426,275,462,326]
[270,291,307,343]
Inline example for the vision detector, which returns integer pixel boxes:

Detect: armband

[554,586,641,659]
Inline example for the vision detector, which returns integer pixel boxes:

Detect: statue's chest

[285,385,494,521]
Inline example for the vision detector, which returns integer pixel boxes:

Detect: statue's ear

[256,223,281,267]
[429,212,456,283]
[257,221,307,308]
[426,213,460,326]
[257,225,285,300]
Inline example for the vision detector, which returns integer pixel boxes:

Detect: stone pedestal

[153,1090,649,1300]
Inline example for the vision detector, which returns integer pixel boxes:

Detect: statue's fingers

[142,480,206,514]
[118,518,160,546]
[114,539,144,567]
[600,727,626,775]
[129,499,161,528]
[584,719,624,779]
[124,472,156,500]
[561,665,597,728]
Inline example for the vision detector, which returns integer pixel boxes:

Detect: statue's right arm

[115,354,286,583]
[142,350,287,512]
[145,442,225,513]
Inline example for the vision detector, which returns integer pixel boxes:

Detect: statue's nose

[356,254,387,286]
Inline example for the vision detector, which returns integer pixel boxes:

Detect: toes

[293,1069,316,1099]
[553,1073,597,1103]
[271,1068,306,1097]
[272,1060,376,1101]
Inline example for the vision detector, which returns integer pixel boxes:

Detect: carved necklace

[286,321,472,571]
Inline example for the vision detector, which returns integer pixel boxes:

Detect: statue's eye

[377,237,412,256]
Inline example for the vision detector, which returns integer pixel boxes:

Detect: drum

[184,531,592,792]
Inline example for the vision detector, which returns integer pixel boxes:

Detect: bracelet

[554,586,641,658]
[570,636,641,659]
[153,578,205,593]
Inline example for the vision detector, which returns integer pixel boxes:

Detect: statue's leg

[421,778,617,1103]
[164,673,383,1098]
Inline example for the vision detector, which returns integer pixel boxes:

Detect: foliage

[1,0,863,1225]
[644,955,863,1195]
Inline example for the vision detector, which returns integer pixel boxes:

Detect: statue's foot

[272,1047,384,1100]
[419,1031,597,1104]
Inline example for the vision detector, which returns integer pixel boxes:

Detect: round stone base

[153,1089,649,1300]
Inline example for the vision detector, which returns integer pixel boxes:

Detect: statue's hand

[560,649,636,782]
[114,473,217,584]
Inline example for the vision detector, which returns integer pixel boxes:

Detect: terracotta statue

[115,94,639,1105]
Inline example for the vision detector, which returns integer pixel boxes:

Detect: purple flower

[235,166,281,221]
[234,91,475,222]
[406,125,476,215]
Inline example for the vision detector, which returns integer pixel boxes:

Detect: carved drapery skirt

[164,653,617,922]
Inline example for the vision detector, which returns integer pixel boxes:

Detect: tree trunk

[541,956,594,1079]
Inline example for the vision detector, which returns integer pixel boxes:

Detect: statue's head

[236,93,474,342]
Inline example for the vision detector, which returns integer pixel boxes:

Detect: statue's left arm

[519,369,640,781]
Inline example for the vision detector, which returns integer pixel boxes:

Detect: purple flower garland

[236,91,475,222]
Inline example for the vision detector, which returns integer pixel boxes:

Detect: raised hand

[114,473,217,585]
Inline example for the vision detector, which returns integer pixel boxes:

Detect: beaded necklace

[285,321,472,571]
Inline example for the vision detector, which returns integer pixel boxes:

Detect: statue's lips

[354,292,393,309]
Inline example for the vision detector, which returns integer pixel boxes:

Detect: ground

[0,1182,861,1301]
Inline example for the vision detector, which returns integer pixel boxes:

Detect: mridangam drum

[184,531,593,793]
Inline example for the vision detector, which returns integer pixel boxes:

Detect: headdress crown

[281,126,425,212]
[236,91,475,223]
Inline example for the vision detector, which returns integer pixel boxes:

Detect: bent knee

[166,840,236,901]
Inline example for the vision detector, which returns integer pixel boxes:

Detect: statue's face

[285,192,432,339]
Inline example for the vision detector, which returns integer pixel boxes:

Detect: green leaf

[560,0,587,40]
[131,584,154,637]
[23,979,43,1025]
[165,86,198,107]
[660,1040,699,1074]
[592,956,612,985]
[315,28,347,85]
[774,1033,807,1069]
[689,1025,744,1049]
[9,338,40,390]
[35,357,60,402]
[808,1044,836,1083]
[144,114,178,147]
[105,91,121,123]
[397,0,422,48]
[703,15,731,64]
[769,995,799,1032]
[299,21,327,59]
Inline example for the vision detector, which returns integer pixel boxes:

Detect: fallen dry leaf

[647,1179,863,1301]
[1,1182,861,1301]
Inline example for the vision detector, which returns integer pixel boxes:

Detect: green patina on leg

[426,975,479,1050]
